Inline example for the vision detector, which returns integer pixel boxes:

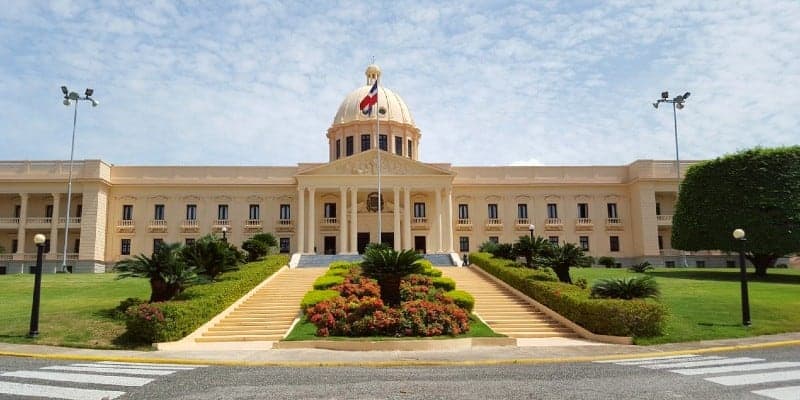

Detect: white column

[49,193,60,256]
[308,187,316,254]
[446,187,454,252]
[297,187,305,253]
[393,186,401,250]
[403,187,411,250]
[350,187,358,253]
[434,188,442,252]
[339,186,347,254]
[16,193,28,255]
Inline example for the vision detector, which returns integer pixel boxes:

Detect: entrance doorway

[357,233,370,254]
[414,236,426,254]
[380,232,394,249]
[323,236,336,255]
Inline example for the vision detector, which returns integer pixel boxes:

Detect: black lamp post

[28,233,46,338]
[221,226,228,243]
[732,228,751,326]
[528,224,535,242]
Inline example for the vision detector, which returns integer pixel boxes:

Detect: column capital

[308,187,316,194]
[51,193,61,199]
[19,193,29,199]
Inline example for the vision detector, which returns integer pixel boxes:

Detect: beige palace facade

[0,65,730,273]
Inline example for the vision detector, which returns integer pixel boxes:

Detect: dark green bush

[598,256,616,269]
[432,277,456,291]
[300,289,340,310]
[628,261,653,273]
[590,276,660,300]
[114,297,146,319]
[445,290,475,312]
[313,275,345,290]
[470,252,666,337]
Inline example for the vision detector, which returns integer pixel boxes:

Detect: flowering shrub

[398,300,470,336]
[334,275,381,299]
[124,303,166,342]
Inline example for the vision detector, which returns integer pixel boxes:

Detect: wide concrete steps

[441,267,578,339]
[196,268,324,343]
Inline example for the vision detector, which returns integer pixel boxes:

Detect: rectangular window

[726,260,736,268]
[547,203,558,219]
[345,136,354,156]
[122,205,133,220]
[459,236,470,252]
[280,204,291,220]
[579,236,589,251]
[665,261,676,268]
[548,236,560,246]
[279,237,290,253]
[121,239,131,255]
[45,205,53,218]
[11,239,18,253]
[488,204,499,219]
[458,204,469,219]
[75,204,82,218]
[154,204,165,220]
[249,204,260,220]
[185,238,195,246]
[658,235,663,250]
[394,136,402,155]
[489,236,499,244]
[696,260,706,268]
[44,239,51,253]
[218,204,228,220]
[609,236,620,252]
[324,203,337,219]
[655,202,662,216]
[413,202,426,218]
[153,238,164,253]
[577,203,589,219]
[407,139,413,158]
[335,139,341,159]
[186,204,197,220]
[14,205,21,218]
[361,134,371,151]
[379,134,388,151]
[517,204,528,219]
[607,203,618,219]
[73,239,80,253]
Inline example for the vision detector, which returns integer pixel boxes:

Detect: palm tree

[360,244,424,306]
[513,235,554,268]
[181,235,240,280]
[548,242,588,284]
[116,242,198,302]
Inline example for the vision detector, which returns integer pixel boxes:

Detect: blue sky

[1,1,798,166]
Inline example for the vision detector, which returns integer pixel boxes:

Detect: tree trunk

[553,265,572,284]
[379,276,402,307]
[149,278,170,302]
[746,253,779,277]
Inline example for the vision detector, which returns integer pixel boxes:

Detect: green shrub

[470,252,666,337]
[598,256,616,269]
[574,278,588,290]
[417,259,434,270]
[114,297,146,319]
[431,277,456,291]
[313,275,345,290]
[300,290,340,310]
[628,261,653,273]
[420,265,443,277]
[445,290,475,312]
[591,276,661,300]
[325,268,352,277]
[329,261,360,270]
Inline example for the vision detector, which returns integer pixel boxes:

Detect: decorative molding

[455,195,471,202]
[114,195,137,201]
[544,194,561,201]
[575,194,592,201]
[246,195,264,202]
[149,195,168,201]
[485,195,502,202]
[213,195,233,202]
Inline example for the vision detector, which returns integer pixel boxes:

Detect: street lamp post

[732,228,751,326]
[653,91,690,267]
[221,226,228,243]
[60,86,99,273]
[29,234,46,338]
[528,224,535,242]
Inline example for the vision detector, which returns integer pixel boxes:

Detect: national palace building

[0,65,728,273]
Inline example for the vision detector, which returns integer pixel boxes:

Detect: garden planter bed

[274,336,516,351]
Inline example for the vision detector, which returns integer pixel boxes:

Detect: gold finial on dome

[365,64,381,84]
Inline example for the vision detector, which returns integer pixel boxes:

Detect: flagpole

[376,75,382,245]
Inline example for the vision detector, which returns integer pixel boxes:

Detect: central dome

[331,65,415,127]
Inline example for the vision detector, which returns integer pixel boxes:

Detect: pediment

[297,150,453,177]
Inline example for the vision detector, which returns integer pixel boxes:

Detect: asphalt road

[0,346,798,399]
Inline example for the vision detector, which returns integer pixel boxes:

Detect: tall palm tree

[548,242,588,284]
[116,242,198,302]
[513,235,554,268]
[360,244,424,306]
[181,235,240,280]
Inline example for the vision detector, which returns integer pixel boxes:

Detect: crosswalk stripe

[644,357,764,370]
[0,380,126,400]
[76,362,197,371]
[43,365,176,376]
[706,369,800,386]
[615,356,723,366]
[2,370,153,387]
[594,354,700,364]
[751,385,800,400]
[98,361,207,368]
[671,361,800,376]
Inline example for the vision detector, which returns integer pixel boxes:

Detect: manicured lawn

[0,273,149,349]
[571,267,800,345]
[284,315,503,341]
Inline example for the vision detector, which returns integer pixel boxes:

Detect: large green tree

[547,242,588,284]
[181,234,242,280]
[513,235,554,268]
[672,146,800,276]
[360,244,424,306]
[115,242,198,302]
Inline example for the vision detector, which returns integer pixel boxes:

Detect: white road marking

[706,369,800,386]
[595,354,700,363]
[98,361,207,368]
[0,380,126,400]
[751,385,800,400]
[616,356,724,366]
[644,357,765,369]
[2,370,152,386]
[42,365,176,376]
[70,363,196,371]
[671,361,800,376]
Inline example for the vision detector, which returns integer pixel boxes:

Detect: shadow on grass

[696,322,743,328]
[648,270,800,285]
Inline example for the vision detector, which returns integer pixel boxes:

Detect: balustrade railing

[0,217,20,224]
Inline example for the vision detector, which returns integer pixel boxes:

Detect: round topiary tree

[672,146,800,276]
[360,244,424,306]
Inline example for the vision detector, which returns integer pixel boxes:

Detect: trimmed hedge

[313,275,345,290]
[445,290,475,313]
[329,261,360,270]
[431,277,456,291]
[124,255,288,343]
[300,289,340,310]
[469,252,666,337]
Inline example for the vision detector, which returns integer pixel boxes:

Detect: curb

[1,339,798,368]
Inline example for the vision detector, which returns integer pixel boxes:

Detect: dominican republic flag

[360,81,378,115]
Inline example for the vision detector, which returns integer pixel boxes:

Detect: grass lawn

[571,267,800,345]
[284,315,503,341]
[0,273,149,349]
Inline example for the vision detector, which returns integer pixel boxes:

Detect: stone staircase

[423,253,455,266]
[441,267,577,339]
[196,268,324,342]
[296,253,456,267]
